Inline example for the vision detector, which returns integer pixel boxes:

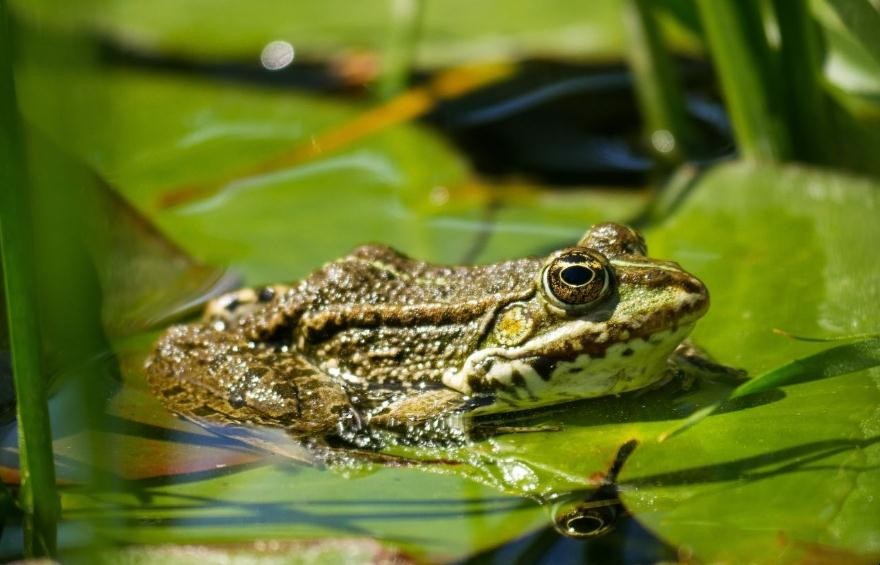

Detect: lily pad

[615,163,880,563]
[16,67,645,282]
[375,163,880,562]
[16,66,470,281]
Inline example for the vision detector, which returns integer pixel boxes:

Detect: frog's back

[302,244,538,308]
[242,244,540,389]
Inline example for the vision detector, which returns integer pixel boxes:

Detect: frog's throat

[441,321,695,403]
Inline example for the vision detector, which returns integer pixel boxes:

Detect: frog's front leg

[670,340,747,387]
[635,341,746,397]
[368,388,471,430]
[368,388,559,441]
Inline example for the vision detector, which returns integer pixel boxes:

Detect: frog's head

[443,223,708,408]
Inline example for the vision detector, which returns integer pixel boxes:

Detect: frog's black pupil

[560,265,593,286]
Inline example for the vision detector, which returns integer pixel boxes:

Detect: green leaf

[0,3,59,555]
[660,334,880,441]
[9,0,630,68]
[618,162,880,563]
[694,0,789,161]
[16,66,644,281]
[823,0,880,68]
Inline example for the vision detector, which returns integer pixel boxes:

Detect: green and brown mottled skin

[146,223,709,447]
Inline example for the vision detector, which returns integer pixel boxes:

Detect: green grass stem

[622,0,692,166]
[695,0,790,162]
[377,0,426,99]
[772,0,831,163]
[0,1,59,556]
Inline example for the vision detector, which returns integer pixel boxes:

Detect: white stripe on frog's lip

[442,302,699,396]
[472,325,695,413]
[443,318,603,393]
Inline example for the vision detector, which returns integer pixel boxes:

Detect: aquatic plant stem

[0,1,59,556]
[378,0,426,99]
[695,0,790,162]
[622,0,691,166]
[772,0,830,163]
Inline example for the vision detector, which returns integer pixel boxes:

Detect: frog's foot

[305,440,464,470]
[470,422,563,441]
[492,423,562,434]
[468,408,565,438]
[671,340,748,384]
[633,368,679,396]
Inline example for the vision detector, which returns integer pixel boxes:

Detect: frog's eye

[540,248,613,311]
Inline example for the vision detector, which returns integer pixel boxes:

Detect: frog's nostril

[680,276,707,296]
[688,281,710,316]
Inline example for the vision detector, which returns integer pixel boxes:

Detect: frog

[145,222,709,451]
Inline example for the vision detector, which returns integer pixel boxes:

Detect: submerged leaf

[9,65,644,559]
[87,176,241,336]
[93,539,416,565]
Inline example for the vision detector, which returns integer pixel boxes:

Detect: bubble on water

[429,185,450,206]
[260,40,295,70]
[651,129,676,155]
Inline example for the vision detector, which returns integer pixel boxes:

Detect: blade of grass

[824,0,880,67]
[694,0,790,162]
[377,0,426,100]
[622,0,692,167]
[728,335,880,400]
[0,1,59,556]
[660,334,880,441]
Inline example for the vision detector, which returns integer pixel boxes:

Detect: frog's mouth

[445,320,697,407]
